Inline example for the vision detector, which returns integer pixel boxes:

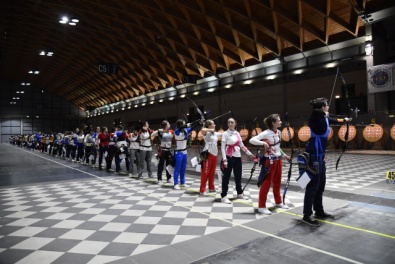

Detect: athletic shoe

[314,211,335,219]
[237,194,249,200]
[209,189,217,193]
[221,197,232,204]
[275,203,290,209]
[302,216,320,227]
[257,208,272,215]
[167,179,173,184]
[180,184,188,189]
[106,169,115,173]
[158,180,163,185]
[173,184,180,190]
[117,171,128,176]
[199,192,208,196]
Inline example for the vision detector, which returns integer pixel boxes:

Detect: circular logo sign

[371,69,390,88]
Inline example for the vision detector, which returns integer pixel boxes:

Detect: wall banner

[367,63,395,93]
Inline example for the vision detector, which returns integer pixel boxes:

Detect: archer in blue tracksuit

[302,97,351,226]
[173,119,192,189]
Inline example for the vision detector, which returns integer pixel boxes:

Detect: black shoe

[302,216,320,227]
[315,211,335,219]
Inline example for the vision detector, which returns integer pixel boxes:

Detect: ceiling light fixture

[59,16,79,26]
[244,80,252,85]
[225,84,232,88]
[294,69,303,75]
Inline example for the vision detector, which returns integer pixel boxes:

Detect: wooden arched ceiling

[0,0,386,110]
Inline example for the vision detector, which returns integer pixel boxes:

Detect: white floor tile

[150,225,180,235]
[46,213,75,220]
[5,211,36,218]
[7,218,40,226]
[182,218,209,226]
[40,207,68,213]
[15,250,63,264]
[120,210,145,217]
[109,204,132,210]
[51,220,84,229]
[4,206,32,211]
[99,222,130,232]
[11,237,54,250]
[88,214,117,222]
[130,244,165,256]
[68,240,109,255]
[72,203,96,208]
[86,255,124,264]
[59,229,96,240]
[133,217,161,225]
[148,205,172,211]
[35,202,62,207]
[79,208,106,215]
[113,232,147,244]
[171,235,199,244]
[9,226,47,237]
[163,211,189,218]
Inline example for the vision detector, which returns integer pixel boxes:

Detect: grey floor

[0,143,394,264]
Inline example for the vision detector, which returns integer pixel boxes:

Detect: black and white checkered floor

[0,145,394,263]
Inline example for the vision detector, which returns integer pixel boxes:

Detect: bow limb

[283,112,294,204]
[335,72,352,170]
[186,96,205,123]
[210,111,232,121]
[242,117,260,192]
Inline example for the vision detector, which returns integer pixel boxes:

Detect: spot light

[335,95,340,99]
[225,84,232,89]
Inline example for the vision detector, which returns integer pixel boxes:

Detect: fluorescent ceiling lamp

[294,69,303,74]
[225,84,232,88]
[244,80,252,85]
[207,88,215,92]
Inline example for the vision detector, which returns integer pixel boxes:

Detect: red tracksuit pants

[200,153,217,193]
[259,159,283,208]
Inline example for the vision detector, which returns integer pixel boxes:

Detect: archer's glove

[344,117,352,123]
